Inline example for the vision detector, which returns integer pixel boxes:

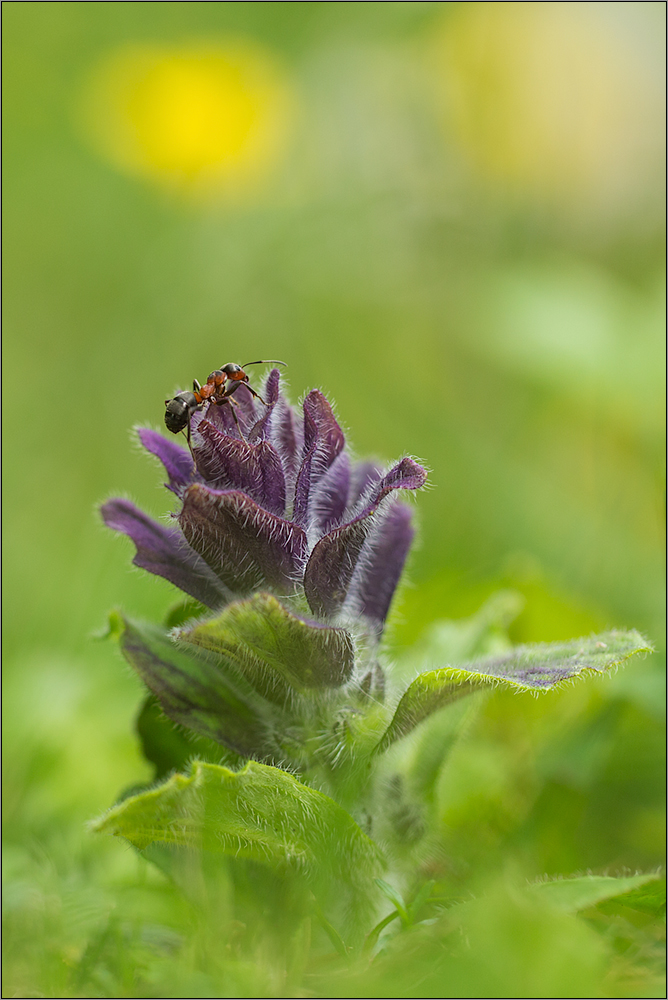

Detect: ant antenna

[241,359,287,367]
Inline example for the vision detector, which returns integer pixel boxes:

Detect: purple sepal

[347,502,414,631]
[101,498,225,609]
[138,428,195,496]
[303,457,426,618]
[179,484,307,595]
[192,420,286,516]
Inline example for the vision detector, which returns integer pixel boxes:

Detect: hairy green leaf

[412,590,525,665]
[528,873,664,914]
[135,694,241,780]
[108,610,271,757]
[174,592,355,702]
[92,760,383,891]
[378,630,651,750]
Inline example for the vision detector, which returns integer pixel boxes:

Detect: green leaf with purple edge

[376,630,652,752]
[108,610,272,758]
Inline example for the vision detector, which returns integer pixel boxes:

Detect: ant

[164,360,286,446]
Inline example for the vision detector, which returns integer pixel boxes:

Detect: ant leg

[184,403,203,457]
[214,395,246,439]
[182,423,192,456]
[241,383,268,406]
[227,397,246,439]
[185,417,195,457]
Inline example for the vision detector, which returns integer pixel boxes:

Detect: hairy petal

[309,452,351,536]
[347,461,383,512]
[179,485,307,595]
[304,516,371,618]
[346,501,414,632]
[198,382,257,439]
[365,457,427,509]
[101,498,225,609]
[229,381,258,424]
[137,428,196,496]
[198,399,243,439]
[192,420,286,516]
[293,391,346,526]
[304,458,426,618]
[270,393,302,481]
[247,368,281,442]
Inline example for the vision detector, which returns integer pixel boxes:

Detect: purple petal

[101,498,226,609]
[303,458,426,618]
[365,457,427,510]
[346,502,414,631]
[198,399,242,439]
[293,391,345,526]
[192,420,286,516]
[271,394,302,484]
[137,428,196,496]
[347,461,383,511]
[229,381,258,424]
[309,452,350,535]
[247,368,281,442]
[179,485,307,595]
[303,514,371,618]
[303,390,345,480]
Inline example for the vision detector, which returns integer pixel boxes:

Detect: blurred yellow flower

[432,2,663,212]
[79,40,295,201]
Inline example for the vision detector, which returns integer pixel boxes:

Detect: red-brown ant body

[164,360,285,444]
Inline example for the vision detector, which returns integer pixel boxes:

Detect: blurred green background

[3,3,665,996]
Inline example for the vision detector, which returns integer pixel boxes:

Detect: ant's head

[221,363,244,376]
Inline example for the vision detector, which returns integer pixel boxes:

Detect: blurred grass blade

[408,879,437,924]
[375,878,409,927]
[363,910,401,954]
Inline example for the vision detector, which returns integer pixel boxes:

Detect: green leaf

[174,592,355,702]
[413,590,525,665]
[606,876,666,916]
[92,760,383,892]
[377,630,652,751]
[108,610,272,758]
[135,694,241,781]
[528,873,664,914]
[163,598,209,629]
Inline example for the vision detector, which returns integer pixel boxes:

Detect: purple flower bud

[103,371,426,634]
